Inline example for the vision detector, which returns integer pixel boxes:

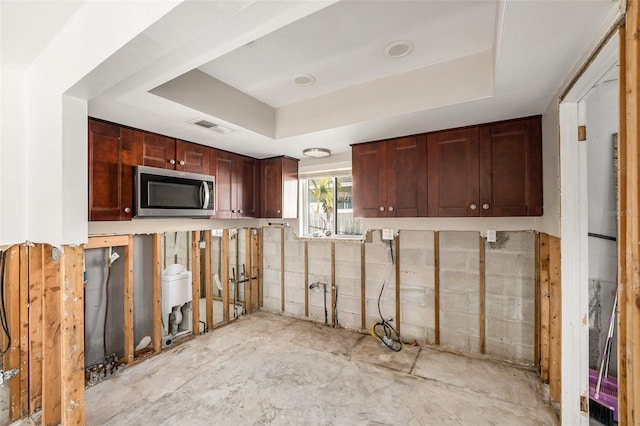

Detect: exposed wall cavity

[262,228,536,366]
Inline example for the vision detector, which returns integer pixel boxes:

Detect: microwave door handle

[201,181,210,209]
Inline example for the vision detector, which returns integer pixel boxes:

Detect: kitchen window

[300,173,363,237]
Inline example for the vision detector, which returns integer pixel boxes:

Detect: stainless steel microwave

[134,165,215,218]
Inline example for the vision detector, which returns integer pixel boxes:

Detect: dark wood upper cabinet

[352,115,542,218]
[260,156,299,219]
[88,119,134,221]
[214,151,258,218]
[478,117,542,216]
[352,136,424,217]
[134,131,175,169]
[176,140,210,174]
[427,127,480,217]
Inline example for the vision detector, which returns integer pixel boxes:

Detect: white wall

[539,98,561,237]
[0,66,27,245]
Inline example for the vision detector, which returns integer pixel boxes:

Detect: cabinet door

[176,140,210,174]
[387,136,424,217]
[88,120,134,221]
[214,151,234,219]
[427,128,480,217]
[261,158,283,218]
[352,142,387,217]
[237,156,258,218]
[479,117,542,216]
[138,132,176,169]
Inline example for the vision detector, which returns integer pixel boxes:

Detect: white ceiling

[2,0,620,160]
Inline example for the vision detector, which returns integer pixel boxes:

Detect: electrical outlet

[382,229,394,241]
[487,229,497,243]
[199,241,206,249]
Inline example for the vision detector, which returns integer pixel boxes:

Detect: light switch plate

[382,229,394,241]
[487,229,497,243]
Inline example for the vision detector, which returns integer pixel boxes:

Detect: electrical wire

[0,250,11,357]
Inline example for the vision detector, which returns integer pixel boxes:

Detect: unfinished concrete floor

[85,312,557,425]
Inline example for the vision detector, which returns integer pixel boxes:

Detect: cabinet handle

[469,204,477,210]
[239,210,243,214]
[169,159,176,165]
[231,209,236,213]
[124,207,131,214]
[179,160,185,166]
[379,206,385,212]
[388,206,394,212]
[277,210,281,214]
[482,203,490,210]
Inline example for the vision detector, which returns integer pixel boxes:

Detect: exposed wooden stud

[191,231,201,334]
[281,227,285,313]
[258,227,264,308]
[85,235,129,249]
[534,232,541,373]
[152,234,162,353]
[18,245,29,418]
[304,241,309,317]
[245,228,252,314]
[123,236,134,366]
[434,231,440,345]
[394,235,400,335]
[548,235,561,401]
[251,230,260,309]
[539,233,551,382]
[360,243,366,330]
[204,230,214,329]
[60,245,85,425]
[618,23,628,425]
[6,246,22,420]
[28,245,44,414]
[222,229,230,322]
[42,245,62,425]
[331,242,336,326]
[479,235,486,354]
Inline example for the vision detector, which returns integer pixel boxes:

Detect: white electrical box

[487,229,497,243]
[382,229,394,241]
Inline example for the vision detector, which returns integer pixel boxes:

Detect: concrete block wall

[399,230,436,344]
[260,228,537,366]
[439,231,481,353]
[485,231,535,365]
[162,231,191,270]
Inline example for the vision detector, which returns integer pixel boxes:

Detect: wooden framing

[618,22,629,425]
[280,227,285,313]
[28,245,44,414]
[123,236,134,365]
[204,230,213,328]
[5,246,26,421]
[479,235,486,354]
[251,230,260,309]
[434,231,440,345]
[394,235,400,335]
[85,235,129,250]
[152,234,162,353]
[60,245,85,425]
[360,243,366,330]
[304,241,309,317]
[191,231,201,334]
[548,236,561,402]
[258,227,264,308]
[331,242,336,327]
[534,232,540,372]
[245,228,252,314]
[538,233,551,383]
[222,229,230,322]
[41,245,61,425]
[18,245,29,419]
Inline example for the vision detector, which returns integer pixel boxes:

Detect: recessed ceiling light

[293,74,316,86]
[384,40,414,58]
[303,148,331,158]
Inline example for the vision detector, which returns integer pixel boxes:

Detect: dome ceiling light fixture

[303,147,331,158]
[384,40,414,58]
[293,74,316,86]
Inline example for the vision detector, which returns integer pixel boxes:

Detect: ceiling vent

[189,119,233,134]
